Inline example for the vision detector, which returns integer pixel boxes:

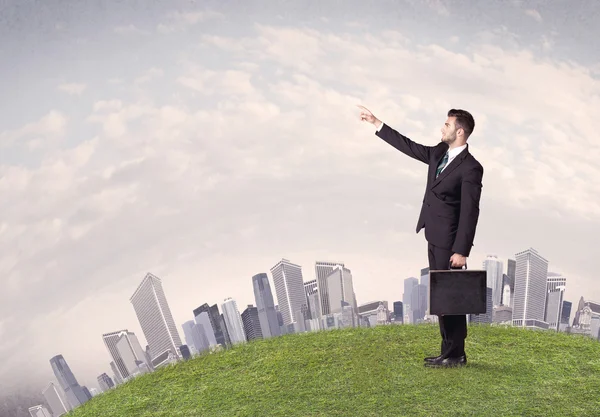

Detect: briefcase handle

[448,261,467,270]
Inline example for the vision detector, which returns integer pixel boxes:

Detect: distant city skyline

[32,244,596,408]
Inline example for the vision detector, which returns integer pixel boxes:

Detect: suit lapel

[431,145,468,187]
[430,146,449,185]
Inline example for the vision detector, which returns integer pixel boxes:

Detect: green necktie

[436,153,449,178]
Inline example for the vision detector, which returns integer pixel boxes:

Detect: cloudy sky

[1,0,599,395]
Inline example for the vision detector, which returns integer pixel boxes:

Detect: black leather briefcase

[429,264,487,315]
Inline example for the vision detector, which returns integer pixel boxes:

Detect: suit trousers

[427,242,467,358]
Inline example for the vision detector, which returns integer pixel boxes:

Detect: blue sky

[1,0,599,395]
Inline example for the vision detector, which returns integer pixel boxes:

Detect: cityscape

[27,247,600,416]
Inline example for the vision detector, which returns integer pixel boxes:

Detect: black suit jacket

[376,123,483,257]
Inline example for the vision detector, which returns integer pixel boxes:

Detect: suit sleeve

[452,165,483,257]
[375,123,434,164]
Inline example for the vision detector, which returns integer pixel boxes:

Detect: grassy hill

[70,324,600,416]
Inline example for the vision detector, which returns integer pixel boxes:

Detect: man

[358,105,484,368]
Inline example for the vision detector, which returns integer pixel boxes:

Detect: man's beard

[442,135,456,144]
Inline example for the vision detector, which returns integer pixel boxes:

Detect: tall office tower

[103,330,149,380]
[241,305,264,341]
[130,273,182,361]
[193,303,227,346]
[547,272,567,291]
[271,258,306,326]
[115,332,151,376]
[403,277,418,322]
[181,320,199,353]
[307,289,321,320]
[572,296,586,327]
[252,273,281,338]
[218,312,232,345]
[502,280,511,307]
[512,248,549,328]
[411,284,427,323]
[506,258,516,301]
[109,361,123,384]
[49,355,88,408]
[194,311,218,348]
[561,301,572,326]
[81,386,92,401]
[182,320,210,353]
[393,301,404,324]
[325,266,357,315]
[545,272,567,330]
[304,279,318,297]
[97,373,114,392]
[483,255,504,307]
[314,261,345,316]
[304,279,318,319]
[42,382,70,416]
[221,297,247,344]
[28,405,52,417]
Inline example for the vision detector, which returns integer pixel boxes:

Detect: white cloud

[177,68,257,96]
[134,68,164,84]
[0,110,67,147]
[157,10,224,33]
[199,25,600,219]
[425,0,450,16]
[58,83,87,95]
[525,9,543,22]
[114,24,150,35]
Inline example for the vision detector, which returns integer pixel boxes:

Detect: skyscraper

[403,277,418,322]
[49,355,88,408]
[221,297,247,344]
[545,272,567,330]
[193,303,225,346]
[271,258,306,326]
[130,273,182,361]
[193,311,218,348]
[42,382,70,416]
[393,301,404,324]
[182,320,210,353]
[314,261,345,316]
[252,273,281,338]
[512,248,549,328]
[97,373,114,392]
[304,279,318,319]
[241,305,264,341]
[102,330,148,380]
[325,266,357,315]
[483,255,504,307]
[28,405,52,417]
[411,284,427,324]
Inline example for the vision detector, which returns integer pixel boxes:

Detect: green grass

[70,324,600,416]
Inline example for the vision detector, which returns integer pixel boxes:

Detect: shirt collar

[447,144,467,158]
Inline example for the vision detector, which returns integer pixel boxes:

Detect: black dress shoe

[424,355,443,363]
[424,355,467,368]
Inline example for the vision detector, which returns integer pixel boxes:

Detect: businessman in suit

[358,105,484,368]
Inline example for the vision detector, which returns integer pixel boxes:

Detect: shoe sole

[424,362,466,368]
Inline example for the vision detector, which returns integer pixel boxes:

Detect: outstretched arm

[452,165,484,258]
[358,105,434,164]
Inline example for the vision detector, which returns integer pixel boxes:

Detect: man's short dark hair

[448,109,475,138]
